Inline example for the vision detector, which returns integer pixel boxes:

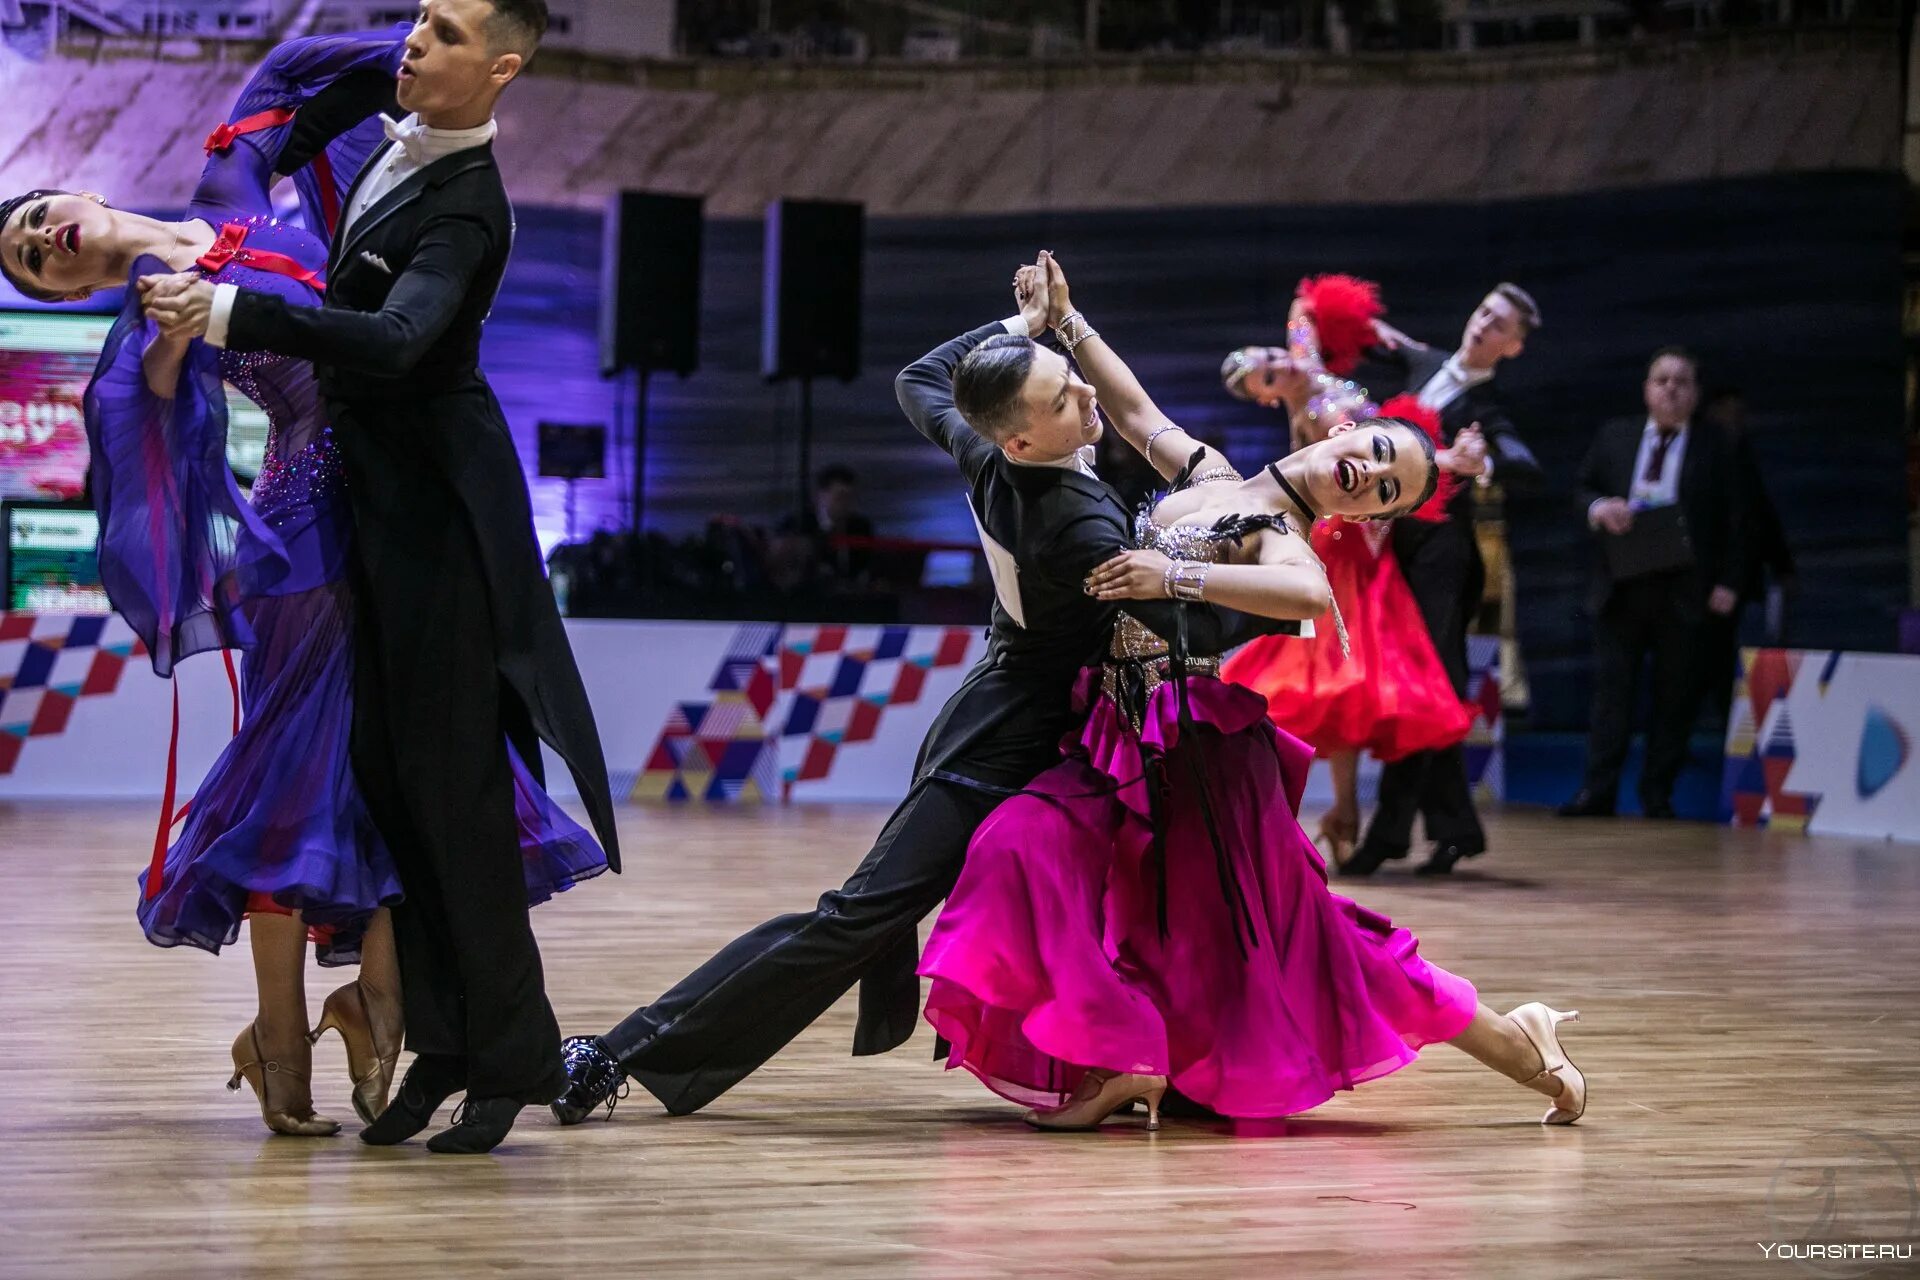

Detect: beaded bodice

[1108,508,1283,666]
[199,215,343,515]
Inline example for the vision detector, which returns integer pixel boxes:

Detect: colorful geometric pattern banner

[633,622,977,804]
[1722,647,1920,843]
[0,613,145,776]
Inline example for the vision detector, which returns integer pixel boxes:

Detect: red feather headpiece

[1295,274,1383,376]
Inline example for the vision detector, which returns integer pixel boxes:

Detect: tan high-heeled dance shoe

[228,1023,341,1137]
[1024,1070,1169,1132]
[1507,1003,1586,1125]
[309,981,402,1126]
[1316,810,1359,871]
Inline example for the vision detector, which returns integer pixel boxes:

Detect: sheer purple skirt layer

[920,673,1478,1120]
[134,577,608,965]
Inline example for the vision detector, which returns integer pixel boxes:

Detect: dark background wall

[481,169,1906,728]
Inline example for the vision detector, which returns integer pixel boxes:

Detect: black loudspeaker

[600,191,702,377]
[761,198,863,382]
[536,423,607,480]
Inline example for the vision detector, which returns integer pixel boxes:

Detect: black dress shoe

[1336,842,1407,878]
[1556,791,1616,818]
[426,1096,528,1155]
[1414,840,1486,876]
[360,1053,466,1146]
[551,1035,629,1126]
[1642,799,1677,821]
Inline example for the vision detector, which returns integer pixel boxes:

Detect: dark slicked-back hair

[953,334,1037,443]
[485,0,548,54]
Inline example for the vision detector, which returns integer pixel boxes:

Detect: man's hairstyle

[1648,344,1699,375]
[0,189,71,303]
[953,334,1037,443]
[1365,415,1441,518]
[485,0,548,55]
[1492,282,1543,334]
[815,464,858,490]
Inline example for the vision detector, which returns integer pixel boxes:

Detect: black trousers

[347,463,562,1102]
[604,777,1006,1115]
[1360,523,1486,854]
[1579,571,1707,808]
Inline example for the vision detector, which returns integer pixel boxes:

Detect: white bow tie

[382,115,430,164]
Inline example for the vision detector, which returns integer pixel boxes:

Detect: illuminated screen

[0,309,270,496]
[4,501,110,613]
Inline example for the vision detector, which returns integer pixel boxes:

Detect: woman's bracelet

[1145,423,1179,462]
[1055,310,1097,352]
[1163,560,1209,602]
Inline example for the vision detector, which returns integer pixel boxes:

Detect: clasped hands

[136,271,216,340]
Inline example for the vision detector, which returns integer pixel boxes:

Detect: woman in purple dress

[919,255,1587,1131]
[0,30,605,1137]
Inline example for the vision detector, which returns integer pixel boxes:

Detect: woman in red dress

[1219,278,1482,869]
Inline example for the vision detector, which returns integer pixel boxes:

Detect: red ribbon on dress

[203,107,296,156]
[138,529,250,899]
[195,221,327,292]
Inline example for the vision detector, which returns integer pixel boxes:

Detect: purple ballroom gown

[81,30,606,964]
[919,490,1478,1120]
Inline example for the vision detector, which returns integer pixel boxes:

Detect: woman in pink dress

[919,254,1586,1131]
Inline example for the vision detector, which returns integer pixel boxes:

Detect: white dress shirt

[1628,416,1689,508]
[1415,354,1494,414]
[205,113,498,348]
[1417,353,1497,480]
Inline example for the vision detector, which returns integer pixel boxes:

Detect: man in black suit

[1559,347,1748,820]
[1344,284,1544,877]
[550,274,1290,1124]
[146,0,620,1155]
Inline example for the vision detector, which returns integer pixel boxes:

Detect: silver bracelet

[1162,559,1181,599]
[1145,424,1179,462]
[1055,310,1097,352]
[1168,560,1209,602]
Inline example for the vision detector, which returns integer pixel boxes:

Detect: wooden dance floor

[2,801,1916,1278]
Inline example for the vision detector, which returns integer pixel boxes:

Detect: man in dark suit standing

[549,268,1290,1124]
[145,0,621,1155]
[1344,284,1544,877]
[1559,347,1748,820]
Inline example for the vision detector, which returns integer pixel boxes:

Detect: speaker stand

[631,367,651,533]
[564,475,580,544]
[796,373,814,526]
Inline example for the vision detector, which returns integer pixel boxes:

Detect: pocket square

[358,251,393,274]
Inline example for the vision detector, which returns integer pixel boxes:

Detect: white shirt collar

[1644,416,1690,437]
[385,112,497,165]
[1007,444,1097,477]
[1443,354,1496,388]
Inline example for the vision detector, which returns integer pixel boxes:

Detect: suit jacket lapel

[1617,421,1645,496]
[338,145,495,265]
[330,139,391,263]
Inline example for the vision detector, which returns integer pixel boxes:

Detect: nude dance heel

[1316,810,1359,871]
[309,981,402,1126]
[1024,1070,1169,1132]
[228,1023,341,1137]
[1507,1003,1586,1125]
